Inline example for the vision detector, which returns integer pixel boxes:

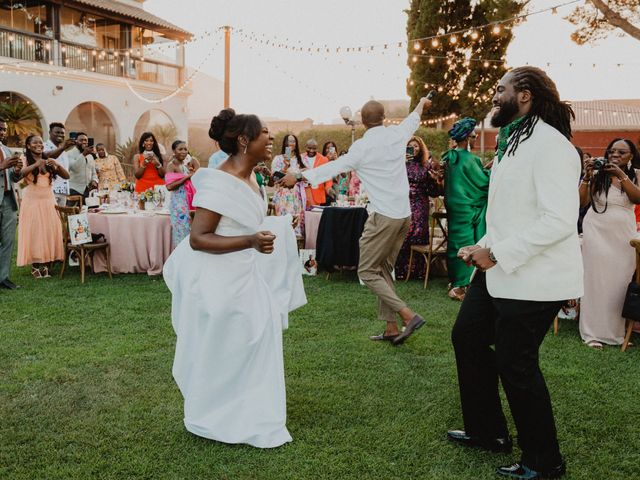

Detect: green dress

[442,148,490,287]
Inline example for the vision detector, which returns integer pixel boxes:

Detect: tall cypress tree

[406,0,526,121]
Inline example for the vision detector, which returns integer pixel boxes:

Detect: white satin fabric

[163,168,306,448]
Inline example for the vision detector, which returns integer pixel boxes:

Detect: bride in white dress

[163,109,306,448]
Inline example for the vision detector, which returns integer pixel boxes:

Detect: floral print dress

[395,160,442,280]
[170,163,192,248]
[271,154,306,237]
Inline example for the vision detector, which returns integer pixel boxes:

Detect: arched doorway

[65,102,117,152]
[134,109,177,154]
[0,91,45,147]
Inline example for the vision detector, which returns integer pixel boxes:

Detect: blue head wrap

[448,118,477,142]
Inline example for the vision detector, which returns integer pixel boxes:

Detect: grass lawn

[1,265,639,480]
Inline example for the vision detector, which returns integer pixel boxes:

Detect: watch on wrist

[489,250,498,264]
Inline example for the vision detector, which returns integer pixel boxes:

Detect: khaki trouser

[358,212,411,322]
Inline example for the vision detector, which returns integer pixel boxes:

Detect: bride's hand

[252,231,276,254]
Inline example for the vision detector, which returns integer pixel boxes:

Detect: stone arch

[65,101,118,152]
[134,109,177,154]
[0,91,46,146]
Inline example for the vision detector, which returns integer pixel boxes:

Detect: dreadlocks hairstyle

[504,66,575,157]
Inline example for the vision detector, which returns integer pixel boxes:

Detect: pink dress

[17,172,64,265]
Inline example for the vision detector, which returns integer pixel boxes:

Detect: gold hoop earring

[244,144,248,155]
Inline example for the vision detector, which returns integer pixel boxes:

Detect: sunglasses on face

[607,149,630,155]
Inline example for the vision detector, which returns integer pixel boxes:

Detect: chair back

[66,195,83,207]
[55,205,80,244]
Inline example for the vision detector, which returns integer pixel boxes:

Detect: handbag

[621,281,640,321]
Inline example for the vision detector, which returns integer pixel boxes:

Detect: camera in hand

[272,171,286,180]
[406,146,415,157]
[593,157,609,170]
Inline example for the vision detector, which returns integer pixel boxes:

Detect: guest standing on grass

[166,140,200,247]
[579,139,640,349]
[43,122,75,206]
[394,135,441,281]
[94,143,126,190]
[163,108,305,448]
[271,134,306,236]
[134,132,165,193]
[0,120,23,290]
[441,118,490,301]
[301,139,332,206]
[280,96,433,345]
[17,135,69,279]
[449,67,583,480]
[67,133,98,198]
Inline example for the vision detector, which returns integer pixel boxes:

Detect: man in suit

[0,120,23,290]
[447,67,583,480]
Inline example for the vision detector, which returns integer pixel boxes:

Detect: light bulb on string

[470,31,479,40]
[449,35,457,44]
[428,57,435,64]
[492,25,501,35]
[413,42,421,51]
[431,38,439,48]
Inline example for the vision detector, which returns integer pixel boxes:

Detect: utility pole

[224,26,231,108]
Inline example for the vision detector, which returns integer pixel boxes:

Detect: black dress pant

[451,271,563,471]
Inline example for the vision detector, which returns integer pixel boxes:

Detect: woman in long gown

[394,136,441,280]
[165,140,199,247]
[441,118,490,301]
[579,139,640,348]
[271,134,306,236]
[17,135,69,278]
[163,109,306,448]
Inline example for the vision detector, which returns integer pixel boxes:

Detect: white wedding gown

[163,168,306,448]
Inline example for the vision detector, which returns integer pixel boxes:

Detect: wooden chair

[405,197,448,288]
[622,239,640,351]
[66,194,83,207]
[56,205,113,284]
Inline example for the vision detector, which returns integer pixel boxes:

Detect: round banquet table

[87,210,172,276]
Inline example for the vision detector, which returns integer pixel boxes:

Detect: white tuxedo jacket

[480,118,584,301]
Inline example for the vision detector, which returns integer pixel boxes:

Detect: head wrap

[448,117,477,142]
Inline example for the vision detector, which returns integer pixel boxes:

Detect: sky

[145,0,640,123]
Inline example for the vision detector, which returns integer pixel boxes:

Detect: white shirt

[66,147,98,193]
[44,139,69,195]
[303,112,420,219]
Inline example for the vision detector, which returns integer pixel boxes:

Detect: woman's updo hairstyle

[209,108,263,155]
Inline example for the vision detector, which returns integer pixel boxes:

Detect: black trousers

[451,271,564,471]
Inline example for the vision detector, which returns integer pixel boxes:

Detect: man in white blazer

[447,67,583,480]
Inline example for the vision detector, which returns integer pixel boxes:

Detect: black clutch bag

[622,281,640,321]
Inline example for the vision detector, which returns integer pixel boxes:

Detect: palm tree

[0,102,42,146]
[151,123,178,152]
[115,137,139,181]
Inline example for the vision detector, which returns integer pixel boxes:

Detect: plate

[155,210,171,215]
[101,209,128,215]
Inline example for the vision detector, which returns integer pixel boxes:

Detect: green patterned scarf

[496,116,526,163]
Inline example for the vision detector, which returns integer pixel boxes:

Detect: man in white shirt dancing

[280,96,432,345]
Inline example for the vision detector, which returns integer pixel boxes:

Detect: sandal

[586,341,603,350]
[369,333,399,342]
[31,266,43,279]
[40,266,51,278]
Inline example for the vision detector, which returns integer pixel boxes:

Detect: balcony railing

[0,28,53,64]
[0,27,182,87]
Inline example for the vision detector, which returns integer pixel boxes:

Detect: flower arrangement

[120,181,135,192]
[139,188,154,203]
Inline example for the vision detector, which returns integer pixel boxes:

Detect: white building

[0,0,192,151]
